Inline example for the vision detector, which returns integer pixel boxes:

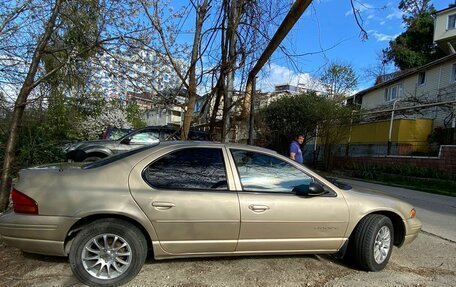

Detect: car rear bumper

[0,211,79,256]
[403,217,422,245]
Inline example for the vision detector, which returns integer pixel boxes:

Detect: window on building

[144,148,227,190]
[449,14,456,30]
[384,83,403,102]
[418,72,426,86]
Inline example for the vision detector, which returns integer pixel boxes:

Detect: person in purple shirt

[289,134,304,164]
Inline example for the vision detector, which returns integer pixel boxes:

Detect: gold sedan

[0,141,422,286]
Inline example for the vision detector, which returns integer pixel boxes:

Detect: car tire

[352,214,394,271]
[69,219,147,286]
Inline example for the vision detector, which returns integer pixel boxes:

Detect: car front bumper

[403,216,422,245]
[0,211,79,256]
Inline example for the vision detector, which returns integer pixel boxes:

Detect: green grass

[372,175,456,197]
[333,170,456,197]
[332,163,456,197]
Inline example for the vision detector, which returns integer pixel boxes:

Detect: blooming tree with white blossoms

[78,103,132,139]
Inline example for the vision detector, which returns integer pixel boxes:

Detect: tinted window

[231,150,312,193]
[145,148,227,190]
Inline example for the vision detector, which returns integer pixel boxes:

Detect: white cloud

[259,63,324,92]
[386,9,403,20]
[368,30,397,42]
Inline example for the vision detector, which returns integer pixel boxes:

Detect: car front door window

[230,150,312,193]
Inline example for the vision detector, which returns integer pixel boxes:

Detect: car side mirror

[293,182,325,196]
[308,182,325,195]
[120,137,131,145]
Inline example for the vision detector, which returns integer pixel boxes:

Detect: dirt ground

[0,232,454,287]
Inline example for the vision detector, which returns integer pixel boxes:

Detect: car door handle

[248,204,270,212]
[152,201,176,210]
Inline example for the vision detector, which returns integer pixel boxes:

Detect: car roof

[151,140,277,154]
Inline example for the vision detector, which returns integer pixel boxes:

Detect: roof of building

[353,53,456,97]
[435,5,456,15]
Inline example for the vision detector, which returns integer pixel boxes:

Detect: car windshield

[82,144,157,169]
[118,129,140,142]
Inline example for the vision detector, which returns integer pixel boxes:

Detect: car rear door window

[230,149,311,193]
[144,148,228,190]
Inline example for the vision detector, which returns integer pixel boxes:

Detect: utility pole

[240,0,313,142]
[248,76,256,144]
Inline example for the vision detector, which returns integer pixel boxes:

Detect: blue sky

[259,0,450,92]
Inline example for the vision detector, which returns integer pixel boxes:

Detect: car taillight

[11,188,38,214]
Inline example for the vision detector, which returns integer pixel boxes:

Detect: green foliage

[60,0,99,53]
[259,92,321,139]
[383,0,445,70]
[15,122,67,168]
[320,62,358,98]
[126,101,147,129]
[0,95,145,171]
[260,92,354,169]
[0,109,69,172]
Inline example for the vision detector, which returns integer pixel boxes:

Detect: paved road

[335,178,456,242]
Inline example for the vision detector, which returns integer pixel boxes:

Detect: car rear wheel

[69,219,147,286]
[353,214,394,271]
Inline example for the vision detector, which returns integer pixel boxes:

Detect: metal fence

[333,141,440,157]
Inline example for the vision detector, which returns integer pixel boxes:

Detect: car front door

[228,149,349,252]
[129,146,240,254]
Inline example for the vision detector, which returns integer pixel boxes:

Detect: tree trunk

[222,0,241,143]
[238,0,312,142]
[0,0,63,212]
[209,77,224,139]
[182,0,209,140]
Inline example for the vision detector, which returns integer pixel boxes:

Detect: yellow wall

[340,119,433,152]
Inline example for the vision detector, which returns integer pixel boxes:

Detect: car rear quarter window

[230,149,312,193]
[144,147,228,190]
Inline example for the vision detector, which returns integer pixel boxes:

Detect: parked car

[65,126,208,162]
[0,142,422,286]
[101,127,133,140]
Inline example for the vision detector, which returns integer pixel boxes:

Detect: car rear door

[129,146,240,254]
[227,148,349,252]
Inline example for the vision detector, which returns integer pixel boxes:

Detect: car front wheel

[353,214,394,271]
[69,219,147,286]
